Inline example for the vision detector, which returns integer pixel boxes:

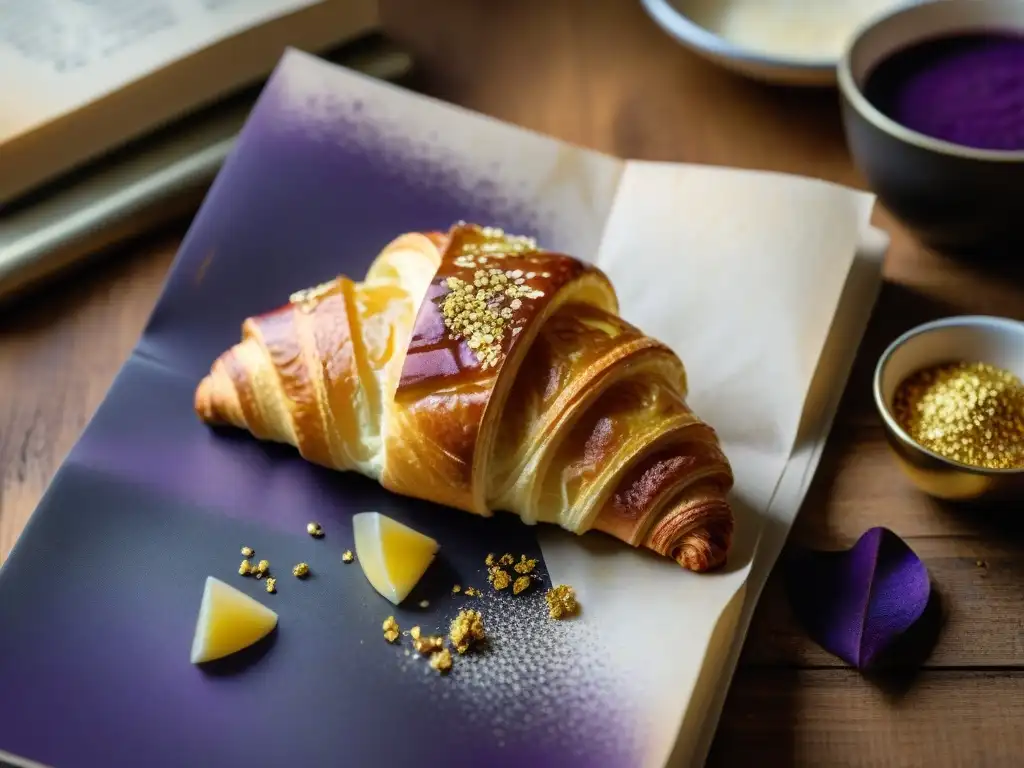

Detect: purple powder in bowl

[864,33,1024,151]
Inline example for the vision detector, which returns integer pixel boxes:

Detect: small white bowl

[640,0,913,86]
[874,315,1024,501]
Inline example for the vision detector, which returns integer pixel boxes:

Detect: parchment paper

[262,50,885,765]
[266,50,884,765]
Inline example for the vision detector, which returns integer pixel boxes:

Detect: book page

[0,0,322,144]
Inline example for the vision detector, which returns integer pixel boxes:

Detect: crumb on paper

[513,555,537,575]
[265,577,277,594]
[383,616,400,643]
[293,562,310,579]
[452,584,461,594]
[238,560,252,576]
[485,553,496,567]
[512,576,531,595]
[342,550,354,563]
[429,648,452,674]
[241,546,255,558]
[449,609,485,654]
[307,522,324,538]
[491,569,511,591]
[413,635,444,656]
[545,585,579,620]
[498,553,515,567]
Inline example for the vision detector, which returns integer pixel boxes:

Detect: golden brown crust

[383,225,616,515]
[194,222,736,572]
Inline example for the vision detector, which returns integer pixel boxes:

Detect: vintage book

[0,0,378,206]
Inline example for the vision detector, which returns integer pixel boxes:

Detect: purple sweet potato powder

[864,33,1024,151]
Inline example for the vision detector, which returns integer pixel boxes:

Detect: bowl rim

[838,0,1024,163]
[873,314,1024,477]
[639,0,836,73]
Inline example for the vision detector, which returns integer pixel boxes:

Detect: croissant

[195,223,735,571]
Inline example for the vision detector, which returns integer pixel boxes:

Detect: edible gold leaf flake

[545,585,579,620]
[449,609,485,654]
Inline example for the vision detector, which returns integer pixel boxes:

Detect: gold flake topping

[449,609,485,654]
[513,555,538,574]
[429,648,453,674]
[546,585,579,620]
[491,569,511,591]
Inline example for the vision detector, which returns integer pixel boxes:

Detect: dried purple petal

[783,527,930,670]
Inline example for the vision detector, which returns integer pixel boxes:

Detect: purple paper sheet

[0,54,638,767]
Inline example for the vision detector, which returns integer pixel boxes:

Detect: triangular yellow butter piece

[190,576,278,664]
[353,512,439,605]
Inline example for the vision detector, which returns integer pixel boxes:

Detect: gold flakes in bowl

[892,361,1024,469]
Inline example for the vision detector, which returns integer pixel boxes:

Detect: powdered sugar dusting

[394,577,639,763]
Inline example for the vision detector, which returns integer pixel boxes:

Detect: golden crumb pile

[449,609,486,654]
[413,634,445,656]
[382,616,400,643]
[512,576,531,595]
[342,550,354,563]
[498,553,515,567]
[545,585,579,620]
[429,648,453,674]
[490,568,511,591]
[513,555,537,574]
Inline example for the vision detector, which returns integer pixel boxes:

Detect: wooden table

[3,1,1023,765]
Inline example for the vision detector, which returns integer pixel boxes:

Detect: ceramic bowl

[839,0,1024,260]
[874,316,1024,503]
[640,0,904,86]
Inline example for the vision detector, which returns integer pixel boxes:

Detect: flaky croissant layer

[196,224,735,572]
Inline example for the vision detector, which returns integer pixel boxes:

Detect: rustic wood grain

[2,0,1023,765]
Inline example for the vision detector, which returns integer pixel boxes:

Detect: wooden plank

[709,668,1024,767]
[0,235,176,560]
